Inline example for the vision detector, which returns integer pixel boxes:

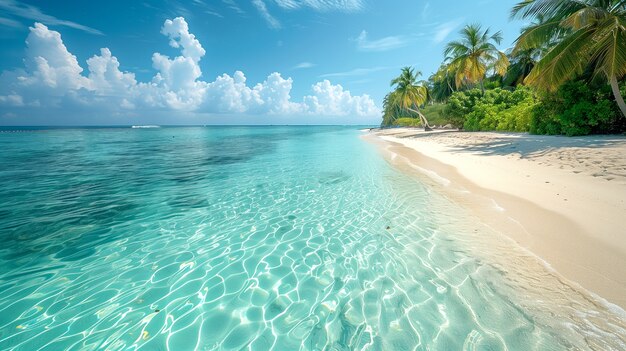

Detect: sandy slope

[367,128,626,309]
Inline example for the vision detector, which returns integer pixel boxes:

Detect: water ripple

[0,127,624,350]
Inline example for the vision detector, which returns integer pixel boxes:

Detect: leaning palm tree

[388,67,432,130]
[512,0,626,118]
[444,24,510,94]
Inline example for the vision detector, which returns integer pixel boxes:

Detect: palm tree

[386,67,432,130]
[429,63,457,101]
[444,24,510,94]
[504,15,554,87]
[512,0,626,118]
[503,47,541,86]
[382,92,402,127]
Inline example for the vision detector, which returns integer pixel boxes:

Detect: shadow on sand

[387,130,626,159]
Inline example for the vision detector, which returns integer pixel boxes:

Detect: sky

[0,0,525,125]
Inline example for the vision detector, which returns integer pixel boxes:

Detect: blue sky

[0,0,525,125]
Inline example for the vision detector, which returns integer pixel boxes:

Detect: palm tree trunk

[479,79,485,95]
[610,75,626,119]
[447,80,455,93]
[407,107,432,131]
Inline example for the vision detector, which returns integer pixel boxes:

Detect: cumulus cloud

[303,80,378,116]
[23,22,89,90]
[0,17,379,121]
[86,48,137,94]
[161,17,206,62]
[202,71,300,114]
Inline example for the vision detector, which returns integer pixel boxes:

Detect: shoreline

[365,128,626,310]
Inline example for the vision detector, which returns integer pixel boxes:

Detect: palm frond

[444,41,469,57]
[443,23,508,89]
[494,51,511,76]
[589,17,626,79]
[511,0,585,21]
[513,19,564,53]
[490,30,504,45]
[525,26,596,90]
[561,6,610,29]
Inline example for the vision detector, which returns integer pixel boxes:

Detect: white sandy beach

[367,128,626,309]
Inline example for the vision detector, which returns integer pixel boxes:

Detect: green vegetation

[453,87,537,132]
[393,117,424,127]
[512,0,626,118]
[420,104,450,126]
[380,0,626,136]
[391,104,454,128]
[439,87,537,131]
[531,80,626,136]
[444,24,509,94]
[383,67,432,130]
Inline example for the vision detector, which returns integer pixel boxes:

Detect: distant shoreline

[366,128,626,310]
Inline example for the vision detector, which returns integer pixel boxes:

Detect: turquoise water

[0,126,624,350]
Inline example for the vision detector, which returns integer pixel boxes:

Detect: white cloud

[152,54,202,91]
[202,71,301,114]
[223,0,245,14]
[252,0,281,29]
[86,48,137,94]
[320,66,392,78]
[0,18,379,120]
[273,0,363,11]
[356,30,410,52]
[252,0,364,28]
[0,0,103,35]
[421,2,430,19]
[0,16,22,28]
[433,19,464,44]
[252,72,301,114]
[0,94,23,106]
[205,10,224,18]
[161,17,206,62]
[145,17,209,110]
[22,22,89,90]
[293,62,315,69]
[303,80,378,116]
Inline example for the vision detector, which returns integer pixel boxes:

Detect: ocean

[0,126,624,350]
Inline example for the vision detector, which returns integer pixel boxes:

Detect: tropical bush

[420,104,450,126]
[393,117,423,127]
[443,89,484,128]
[530,81,624,136]
[443,87,536,131]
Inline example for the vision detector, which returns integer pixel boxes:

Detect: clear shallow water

[0,126,624,351]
